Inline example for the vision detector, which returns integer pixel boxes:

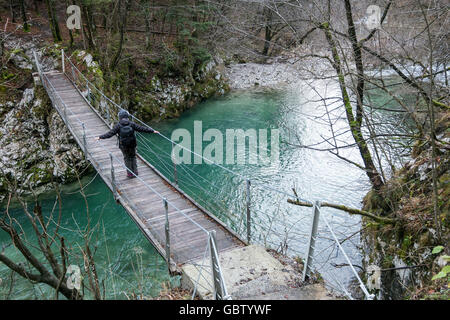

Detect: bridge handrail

[318,203,374,300]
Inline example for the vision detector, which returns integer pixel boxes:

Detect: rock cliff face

[0,39,93,202]
[123,55,229,121]
[0,81,90,202]
[224,61,300,90]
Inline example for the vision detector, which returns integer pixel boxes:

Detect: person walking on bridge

[95,110,159,179]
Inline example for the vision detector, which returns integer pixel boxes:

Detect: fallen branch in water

[287,198,397,225]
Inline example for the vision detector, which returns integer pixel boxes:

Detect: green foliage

[1,72,15,81]
[432,265,450,281]
[163,4,213,78]
[160,43,182,76]
[432,246,444,254]
[431,245,450,283]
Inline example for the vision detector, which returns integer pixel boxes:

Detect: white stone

[366,264,381,290]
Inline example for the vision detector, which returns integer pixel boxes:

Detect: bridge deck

[45,72,244,266]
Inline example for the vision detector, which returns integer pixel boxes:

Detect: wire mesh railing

[41,49,375,299]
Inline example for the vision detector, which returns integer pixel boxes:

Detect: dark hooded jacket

[99,117,155,149]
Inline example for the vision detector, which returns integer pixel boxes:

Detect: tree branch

[287,199,396,224]
[359,0,393,44]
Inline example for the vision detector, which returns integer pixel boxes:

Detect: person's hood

[118,110,130,120]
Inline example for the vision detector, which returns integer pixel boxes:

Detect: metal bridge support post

[246,179,251,243]
[303,201,321,282]
[106,106,111,127]
[86,80,90,102]
[163,198,171,270]
[61,49,65,73]
[172,142,178,185]
[110,153,118,200]
[209,230,230,300]
[82,123,87,159]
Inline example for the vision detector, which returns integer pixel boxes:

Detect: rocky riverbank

[128,55,229,121]
[223,60,300,90]
[222,52,329,90]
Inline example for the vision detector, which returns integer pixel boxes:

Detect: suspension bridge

[33,50,374,300]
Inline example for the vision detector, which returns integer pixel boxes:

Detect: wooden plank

[140,197,195,217]
[118,178,172,193]
[140,202,195,221]
[87,143,121,154]
[125,190,180,208]
[146,207,198,223]
[173,229,238,250]
[114,171,159,184]
[59,97,86,103]
[68,114,96,122]
[124,192,180,212]
[125,187,178,202]
[67,105,91,111]
[159,214,217,234]
[158,212,206,231]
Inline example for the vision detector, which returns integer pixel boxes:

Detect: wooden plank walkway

[44,72,245,268]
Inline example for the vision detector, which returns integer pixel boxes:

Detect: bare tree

[110,0,132,71]
[0,165,102,299]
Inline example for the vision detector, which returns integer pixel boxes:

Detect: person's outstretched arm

[96,124,120,140]
[131,122,159,134]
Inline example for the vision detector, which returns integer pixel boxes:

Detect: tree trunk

[110,0,131,71]
[144,2,151,49]
[262,25,272,56]
[80,0,96,50]
[66,0,74,47]
[34,0,40,15]
[322,21,384,191]
[262,7,272,56]
[0,219,81,300]
[10,0,16,23]
[287,198,396,224]
[0,39,4,61]
[20,0,29,31]
[45,0,62,42]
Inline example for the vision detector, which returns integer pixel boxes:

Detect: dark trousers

[121,146,138,177]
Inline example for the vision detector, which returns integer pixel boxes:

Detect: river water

[0,76,414,299]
